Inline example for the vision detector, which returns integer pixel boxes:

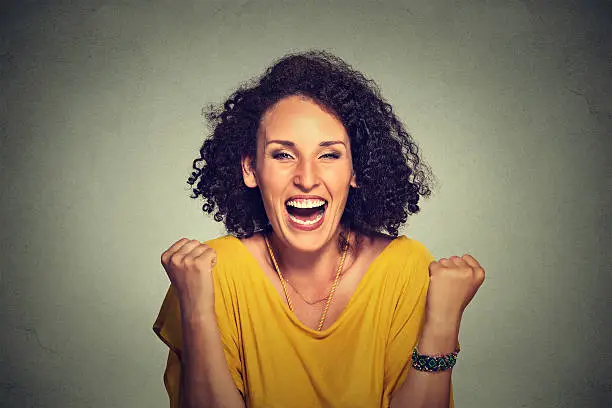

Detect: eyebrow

[266,140,346,147]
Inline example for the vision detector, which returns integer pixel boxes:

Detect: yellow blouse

[153,235,454,408]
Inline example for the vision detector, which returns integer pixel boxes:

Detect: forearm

[180,311,245,408]
[390,319,459,408]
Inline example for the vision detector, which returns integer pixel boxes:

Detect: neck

[267,230,350,284]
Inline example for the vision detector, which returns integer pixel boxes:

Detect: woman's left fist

[426,254,485,324]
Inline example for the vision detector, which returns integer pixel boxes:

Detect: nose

[293,159,319,190]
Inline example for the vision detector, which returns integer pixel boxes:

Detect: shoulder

[198,235,252,281]
[378,235,434,266]
[375,235,434,289]
[202,235,244,261]
[202,234,239,249]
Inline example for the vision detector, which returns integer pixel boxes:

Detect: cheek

[323,166,353,186]
[257,170,290,203]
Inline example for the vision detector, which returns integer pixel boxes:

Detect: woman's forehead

[258,95,348,143]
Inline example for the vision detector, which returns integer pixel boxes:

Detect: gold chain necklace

[284,278,330,305]
[264,232,350,331]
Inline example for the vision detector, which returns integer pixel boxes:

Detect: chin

[280,218,340,253]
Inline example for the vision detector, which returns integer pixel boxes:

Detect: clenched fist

[161,238,217,318]
[426,254,485,325]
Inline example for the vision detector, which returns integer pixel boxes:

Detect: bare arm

[389,318,459,408]
[161,238,245,408]
[391,253,484,408]
[180,309,245,408]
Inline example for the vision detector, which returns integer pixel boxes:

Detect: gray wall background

[1,1,610,407]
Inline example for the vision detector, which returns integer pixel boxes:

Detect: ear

[350,169,358,188]
[241,155,258,188]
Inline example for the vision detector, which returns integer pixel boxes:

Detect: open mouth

[285,198,328,227]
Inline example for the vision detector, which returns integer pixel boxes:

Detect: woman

[153,51,485,408]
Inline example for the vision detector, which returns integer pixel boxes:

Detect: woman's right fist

[161,238,217,316]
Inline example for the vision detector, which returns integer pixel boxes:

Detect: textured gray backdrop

[1,1,610,407]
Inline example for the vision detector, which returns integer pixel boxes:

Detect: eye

[272,151,294,160]
[320,152,341,159]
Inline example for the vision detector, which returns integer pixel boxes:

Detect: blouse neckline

[228,235,406,338]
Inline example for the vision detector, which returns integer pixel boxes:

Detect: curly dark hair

[187,50,435,243]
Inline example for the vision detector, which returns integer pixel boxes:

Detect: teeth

[289,211,324,225]
[286,199,326,209]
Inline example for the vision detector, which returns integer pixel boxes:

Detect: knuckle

[169,254,182,267]
[183,255,195,266]
[199,250,216,262]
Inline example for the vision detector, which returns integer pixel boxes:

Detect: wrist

[179,302,217,326]
[425,311,462,329]
[418,318,460,355]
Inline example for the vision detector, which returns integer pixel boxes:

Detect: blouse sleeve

[382,242,456,408]
[152,285,184,408]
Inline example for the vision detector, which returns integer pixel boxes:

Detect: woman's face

[242,94,357,253]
